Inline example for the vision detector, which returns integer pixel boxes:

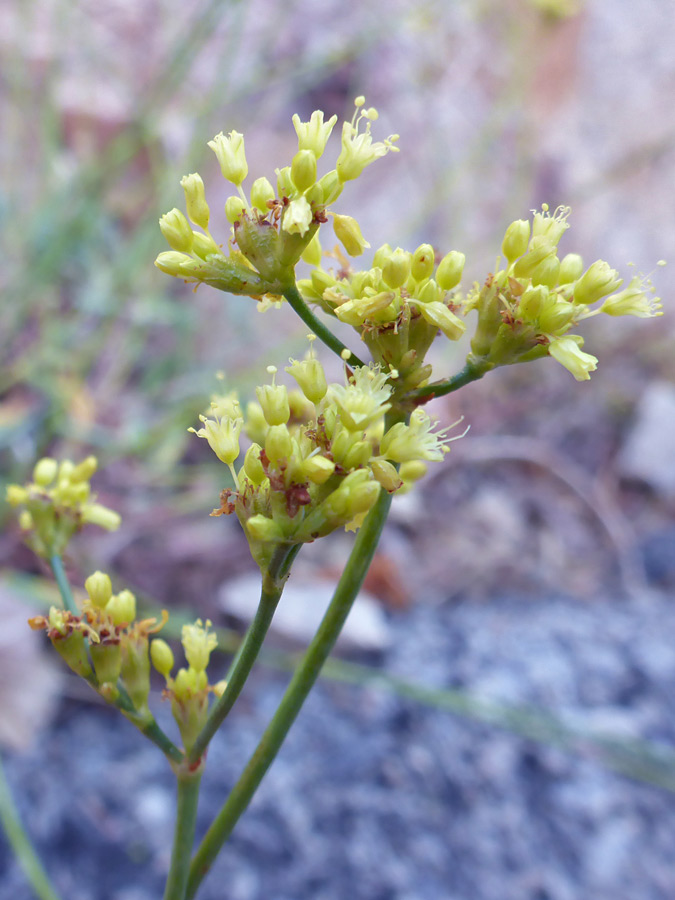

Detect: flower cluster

[28,571,166,723]
[6,457,121,557]
[190,349,461,571]
[150,622,223,752]
[298,242,466,393]
[155,97,399,300]
[464,205,663,380]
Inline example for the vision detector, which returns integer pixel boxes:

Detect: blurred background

[1,1,675,898]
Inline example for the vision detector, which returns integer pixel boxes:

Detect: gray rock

[617,381,675,496]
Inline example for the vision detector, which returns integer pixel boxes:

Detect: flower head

[336,98,399,182]
[292,110,338,159]
[208,131,248,186]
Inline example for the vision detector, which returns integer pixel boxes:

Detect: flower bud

[70,456,98,483]
[6,484,29,505]
[243,444,266,485]
[180,173,210,229]
[502,219,530,263]
[276,166,294,198]
[317,170,343,205]
[538,298,575,334]
[182,619,217,673]
[107,589,136,626]
[382,248,410,289]
[558,253,584,285]
[33,458,58,487]
[417,279,443,305]
[159,208,194,253]
[246,514,285,542]
[208,131,248,186]
[410,244,435,282]
[548,336,598,381]
[513,237,556,278]
[191,231,220,259]
[573,260,622,305]
[256,382,290,426]
[301,231,322,267]
[225,196,247,223]
[154,251,194,277]
[85,570,113,609]
[530,254,560,288]
[285,357,327,403]
[332,214,370,257]
[370,458,403,492]
[291,149,318,193]
[81,503,122,531]
[436,250,465,291]
[518,285,548,321]
[265,424,292,465]
[190,414,242,466]
[151,639,174,677]
[250,177,275,212]
[302,454,335,484]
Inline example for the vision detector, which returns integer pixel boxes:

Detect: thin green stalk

[187,543,301,765]
[0,753,63,900]
[282,282,366,368]
[163,771,203,900]
[186,466,398,898]
[49,555,77,614]
[404,360,491,405]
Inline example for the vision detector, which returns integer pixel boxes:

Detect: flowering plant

[7,96,662,899]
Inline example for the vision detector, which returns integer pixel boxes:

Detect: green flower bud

[310,269,337,295]
[70,456,98,483]
[243,444,266,485]
[332,214,370,257]
[85,570,113,609]
[418,301,466,341]
[317,170,343,205]
[180,173,210,229]
[436,251,465,291]
[256,381,290,426]
[33,458,58,487]
[558,253,584,285]
[107,589,136,626]
[410,244,435,282]
[276,166,294,198]
[513,237,556,278]
[372,244,393,269]
[285,357,328,403]
[154,251,194,277]
[370,458,403,493]
[382,248,410,289]
[302,455,335,484]
[502,219,530,263]
[225,196,247,224]
[417,279,443,305]
[573,260,622,305]
[530,254,561,288]
[518,285,549,321]
[246,514,285,542]
[250,177,275,212]
[265,424,292,465]
[151,639,174,677]
[6,484,29,505]
[538,298,575,334]
[208,131,248,186]
[301,231,322,267]
[291,150,318,193]
[81,503,121,532]
[159,208,194,253]
[191,231,220,259]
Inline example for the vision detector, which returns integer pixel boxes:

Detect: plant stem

[282,282,366,368]
[163,770,203,900]
[0,753,63,900]
[187,544,301,765]
[185,470,397,898]
[49,555,78,614]
[404,360,491,405]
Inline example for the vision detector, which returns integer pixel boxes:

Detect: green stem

[114,686,184,765]
[0,753,63,900]
[404,360,491,405]
[163,770,203,900]
[186,470,397,898]
[187,543,301,765]
[282,282,366,368]
[49,555,78,614]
